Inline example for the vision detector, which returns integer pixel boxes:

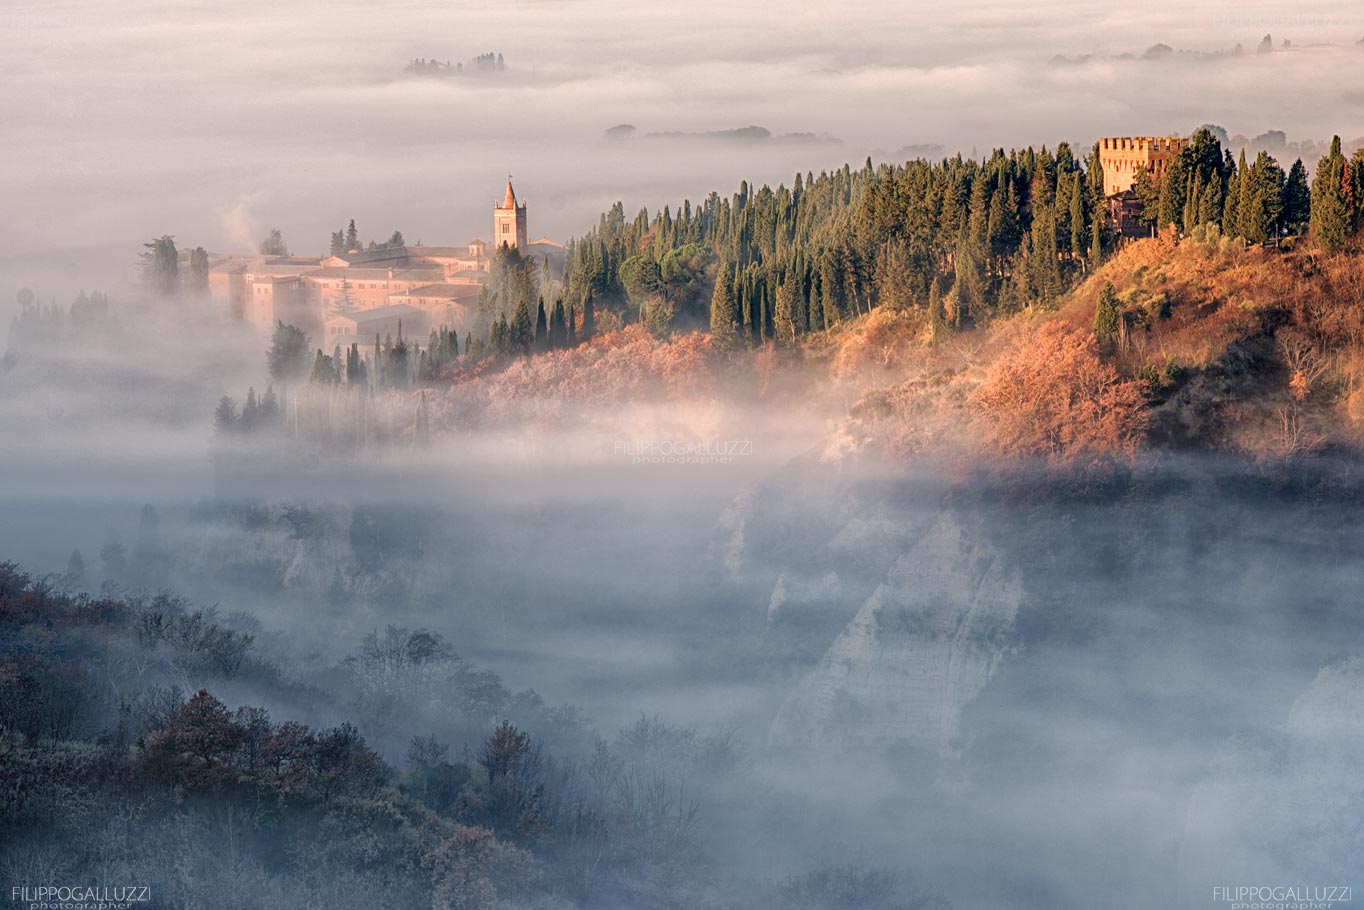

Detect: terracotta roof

[305,267,443,280]
[501,179,517,209]
[333,247,409,265]
[396,283,480,299]
[248,268,313,279]
[408,245,479,259]
[351,303,425,323]
[264,256,323,266]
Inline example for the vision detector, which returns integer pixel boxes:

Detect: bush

[976,321,1150,458]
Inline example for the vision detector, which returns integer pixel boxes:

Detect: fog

[3,0,1363,295]
[6,1,1364,907]
[7,301,1364,905]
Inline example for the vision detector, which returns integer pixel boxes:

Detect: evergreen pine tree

[1311,136,1350,252]
[819,250,842,330]
[1231,149,1251,239]
[1093,282,1120,350]
[548,299,567,348]
[581,291,595,341]
[241,387,259,433]
[511,298,533,355]
[139,236,179,298]
[534,297,547,350]
[188,247,210,300]
[1068,178,1086,258]
[214,396,239,434]
[1282,159,1311,236]
[774,281,796,343]
[1029,202,1062,305]
[928,277,946,342]
[260,385,279,426]
[709,267,739,348]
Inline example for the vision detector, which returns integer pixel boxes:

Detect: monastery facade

[208,179,564,344]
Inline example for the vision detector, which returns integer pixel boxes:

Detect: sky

[1,0,1362,300]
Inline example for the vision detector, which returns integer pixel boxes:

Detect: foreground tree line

[0,560,947,909]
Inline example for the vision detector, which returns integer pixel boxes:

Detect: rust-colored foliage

[141,689,381,801]
[976,321,1150,458]
[430,326,716,429]
[425,824,534,910]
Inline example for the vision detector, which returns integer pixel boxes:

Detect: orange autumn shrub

[976,321,1149,458]
[429,326,717,429]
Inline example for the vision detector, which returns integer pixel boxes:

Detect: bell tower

[493,176,528,250]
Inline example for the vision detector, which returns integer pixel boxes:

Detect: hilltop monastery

[208,179,562,345]
[1097,136,1190,236]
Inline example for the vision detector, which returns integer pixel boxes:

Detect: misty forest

[7,3,1364,910]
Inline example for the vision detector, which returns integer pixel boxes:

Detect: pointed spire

[502,176,517,209]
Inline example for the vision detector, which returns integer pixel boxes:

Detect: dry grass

[840,240,1364,460]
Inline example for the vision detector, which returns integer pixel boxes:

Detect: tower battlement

[1098,135,1189,197]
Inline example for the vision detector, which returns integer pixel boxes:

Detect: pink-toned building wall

[209,269,248,320]
[1098,136,1190,197]
[303,269,446,312]
[245,276,314,333]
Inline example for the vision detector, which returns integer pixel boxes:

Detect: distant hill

[403,52,506,77]
[602,123,840,144]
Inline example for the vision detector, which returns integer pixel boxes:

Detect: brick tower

[493,176,527,250]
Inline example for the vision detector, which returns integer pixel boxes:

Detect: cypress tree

[1232,149,1251,239]
[928,277,946,342]
[511,298,533,355]
[1029,202,1062,304]
[534,297,547,350]
[709,267,739,348]
[1068,178,1086,257]
[773,282,796,343]
[1282,159,1311,236]
[581,291,595,340]
[549,299,567,348]
[1311,136,1350,252]
[241,387,259,433]
[1093,282,1120,351]
[819,250,842,329]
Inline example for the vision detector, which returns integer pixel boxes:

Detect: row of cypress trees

[561,130,1363,348]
